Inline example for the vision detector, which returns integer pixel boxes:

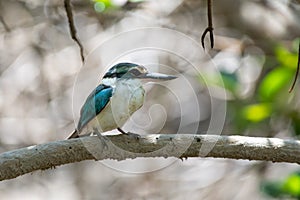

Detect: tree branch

[1,134,300,181]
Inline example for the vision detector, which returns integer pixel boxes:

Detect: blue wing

[77,84,113,131]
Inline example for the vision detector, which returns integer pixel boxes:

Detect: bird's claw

[117,127,140,140]
[124,132,141,140]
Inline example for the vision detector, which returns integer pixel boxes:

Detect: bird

[67,62,177,139]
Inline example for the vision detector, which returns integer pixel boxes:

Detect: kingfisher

[67,62,177,139]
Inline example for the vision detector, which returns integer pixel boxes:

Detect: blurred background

[0,0,300,199]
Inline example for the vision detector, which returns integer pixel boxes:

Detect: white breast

[85,79,145,133]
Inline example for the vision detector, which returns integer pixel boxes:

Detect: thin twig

[64,0,85,62]
[289,41,300,93]
[201,0,214,49]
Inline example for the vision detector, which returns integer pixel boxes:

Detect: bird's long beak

[142,72,177,81]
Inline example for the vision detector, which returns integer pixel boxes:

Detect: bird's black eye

[130,68,141,76]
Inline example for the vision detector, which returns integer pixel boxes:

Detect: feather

[76,84,113,133]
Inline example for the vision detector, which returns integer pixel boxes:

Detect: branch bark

[1,134,300,181]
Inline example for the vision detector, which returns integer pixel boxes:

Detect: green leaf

[258,67,293,101]
[275,45,298,69]
[220,70,238,92]
[93,0,114,12]
[261,171,300,199]
[282,173,300,197]
[198,70,238,94]
[242,103,271,122]
[261,181,284,198]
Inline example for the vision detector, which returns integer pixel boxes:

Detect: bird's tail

[67,129,79,139]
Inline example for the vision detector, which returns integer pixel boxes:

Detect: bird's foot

[117,128,126,134]
[117,128,140,140]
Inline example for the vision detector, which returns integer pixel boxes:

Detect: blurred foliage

[242,103,272,122]
[93,0,114,13]
[219,70,239,93]
[221,39,300,136]
[199,70,238,93]
[258,67,293,101]
[92,0,144,12]
[261,171,300,199]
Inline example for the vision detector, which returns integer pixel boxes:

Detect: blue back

[77,84,113,131]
